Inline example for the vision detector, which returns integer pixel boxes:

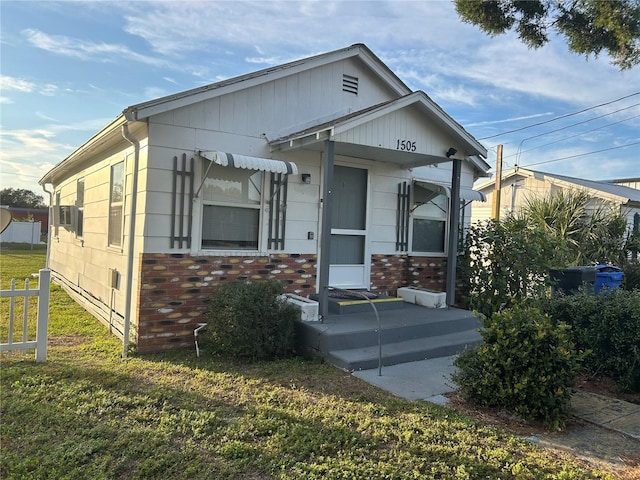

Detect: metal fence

[1,269,50,362]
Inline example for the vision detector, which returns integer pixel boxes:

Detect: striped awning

[414,179,486,202]
[197,150,298,174]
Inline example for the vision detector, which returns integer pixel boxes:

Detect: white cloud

[0,74,36,93]
[118,1,480,62]
[22,28,168,67]
[0,117,114,171]
[0,75,59,100]
[245,56,284,66]
[40,84,58,96]
[0,127,71,192]
[458,36,637,108]
[36,112,58,122]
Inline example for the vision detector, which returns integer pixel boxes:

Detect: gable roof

[475,167,640,203]
[41,43,490,185]
[123,44,411,122]
[269,91,488,170]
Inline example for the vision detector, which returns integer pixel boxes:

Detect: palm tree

[520,189,627,266]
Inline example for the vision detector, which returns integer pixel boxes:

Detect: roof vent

[342,74,358,95]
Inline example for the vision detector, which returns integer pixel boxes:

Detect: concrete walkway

[353,356,640,440]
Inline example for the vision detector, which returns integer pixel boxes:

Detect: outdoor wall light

[301,173,311,184]
[446,147,457,158]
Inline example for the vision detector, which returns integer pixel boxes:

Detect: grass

[0,250,615,479]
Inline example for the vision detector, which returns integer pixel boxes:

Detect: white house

[40,44,489,354]
[472,168,640,233]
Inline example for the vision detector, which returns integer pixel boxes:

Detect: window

[76,178,84,237]
[109,162,124,246]
[201,164,263,249]
[411,183,449,254]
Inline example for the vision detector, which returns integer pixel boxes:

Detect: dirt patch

[576,374,640,405]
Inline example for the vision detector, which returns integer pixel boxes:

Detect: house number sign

[396,139,417,152]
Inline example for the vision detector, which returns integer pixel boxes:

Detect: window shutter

[268,172,289,250]
[171,153,194,249]
[396,181,410,251]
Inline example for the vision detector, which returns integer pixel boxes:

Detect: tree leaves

[0,188,46,208]
[455,0,640,70]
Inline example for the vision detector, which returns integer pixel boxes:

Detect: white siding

[335,106,455,157]
[152,58,397,140]
[49,135,149,325]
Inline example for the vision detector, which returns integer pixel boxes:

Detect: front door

[329,165,368,288]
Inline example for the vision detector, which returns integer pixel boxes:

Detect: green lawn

[0,250,613,479]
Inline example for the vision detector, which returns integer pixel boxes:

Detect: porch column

[446,157,462,307]
[318,140,335,318]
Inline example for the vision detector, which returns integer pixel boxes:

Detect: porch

[295,296,481,371]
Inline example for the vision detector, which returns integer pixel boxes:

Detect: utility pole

[492,144,503,220]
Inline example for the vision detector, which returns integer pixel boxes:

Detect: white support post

[35,269,50,363]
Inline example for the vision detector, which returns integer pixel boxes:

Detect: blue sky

[1,1,639,200]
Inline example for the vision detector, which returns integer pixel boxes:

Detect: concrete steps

[295,304,481,371]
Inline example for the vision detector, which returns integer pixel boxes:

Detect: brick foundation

[134,252,445,353]
[135,253,317,353]
[370,254,446,296]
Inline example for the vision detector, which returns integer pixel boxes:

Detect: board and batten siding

[149,58,398,140]
[334,106,460,159]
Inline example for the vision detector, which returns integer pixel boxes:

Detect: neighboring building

[39,44,489,353]
[2,207,49,234]
[472,168,640,233]
[608,177,640,190]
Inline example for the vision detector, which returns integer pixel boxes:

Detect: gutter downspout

[41,185,53,269]
[121,124,141,358]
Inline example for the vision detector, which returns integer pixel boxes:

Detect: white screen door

[329,165,368,288]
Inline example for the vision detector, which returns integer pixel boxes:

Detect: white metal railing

[328,287,383,376]
[1,269,50,362]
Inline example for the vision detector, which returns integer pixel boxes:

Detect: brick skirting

[370,254,446,296]
[134,252,445,353]
[136,253,317,353]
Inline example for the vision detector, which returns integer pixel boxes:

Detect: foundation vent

[342,74,358,95]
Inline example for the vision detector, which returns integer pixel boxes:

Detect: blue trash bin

[594,264,624,293]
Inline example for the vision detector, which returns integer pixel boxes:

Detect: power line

[478,91,640,141]
[503,113,640,160]
[521,140,640,168]
[512,103,640,165]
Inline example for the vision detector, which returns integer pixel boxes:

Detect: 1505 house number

[396,139,417,151]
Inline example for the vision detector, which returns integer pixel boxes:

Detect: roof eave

[39,115,128,186]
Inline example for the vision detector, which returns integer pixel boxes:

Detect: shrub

[452,305,582,428]
[538,289,640,392]
[623,261,640,290]
[202,280,298,361]
[458,191,632,317]
[458,218,554,317]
